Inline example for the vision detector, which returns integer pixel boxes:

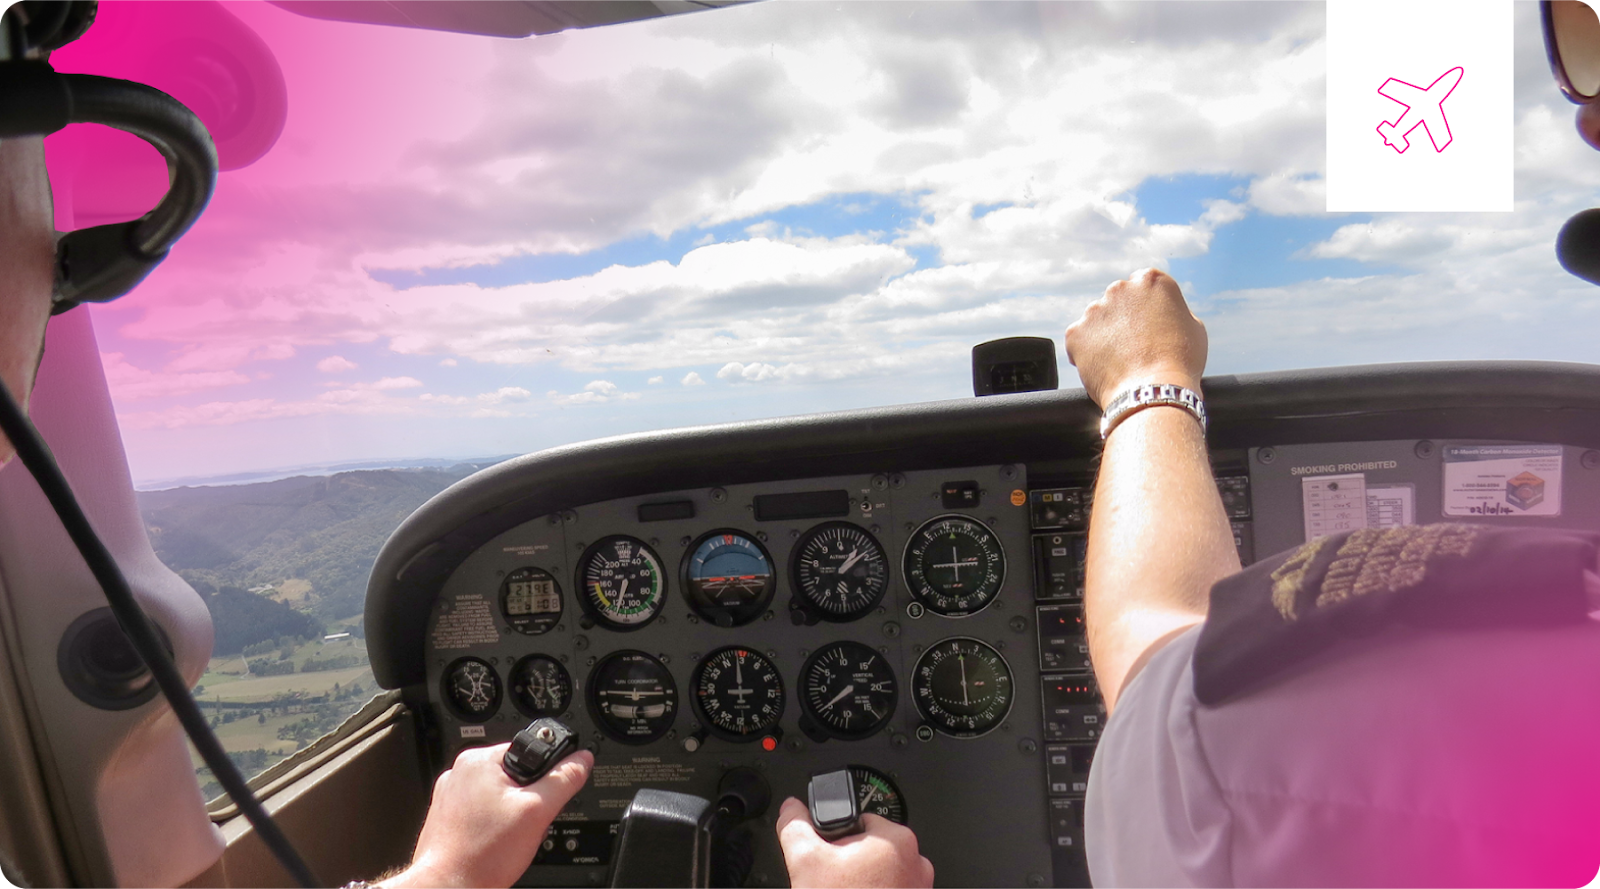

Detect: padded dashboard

[366,361,1600,888]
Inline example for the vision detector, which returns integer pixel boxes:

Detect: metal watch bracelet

[1099,383,1207,439]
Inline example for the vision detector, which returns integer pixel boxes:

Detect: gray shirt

[1085,617,1600,886]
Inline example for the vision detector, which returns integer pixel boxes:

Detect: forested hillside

[138,464,495,640]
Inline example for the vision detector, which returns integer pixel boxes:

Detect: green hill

[138,464,492,634]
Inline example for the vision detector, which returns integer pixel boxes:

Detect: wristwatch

[1099,383,1207,439]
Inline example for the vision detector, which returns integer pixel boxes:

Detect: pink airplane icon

[1376,67,1464,154]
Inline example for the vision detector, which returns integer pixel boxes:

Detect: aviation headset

[0,0,217,314]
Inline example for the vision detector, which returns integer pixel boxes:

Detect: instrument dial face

[587,651,678,744]
[791,522,890,622]
[682,531,777,627]
[912,637,1014,738]
[441,657,501,723]
[501,567,563,636]
[903,515,1006,616]
[799,641,898,740]
[692,647,785,740]
[849,765,908,824]
[578,536,666,630]
[509,655,572,719]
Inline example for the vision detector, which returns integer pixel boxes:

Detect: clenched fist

[776,797,934,889]
[1065,268,1208,408]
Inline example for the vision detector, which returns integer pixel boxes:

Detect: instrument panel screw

[871,474,889,490]
[882,621,901,638]
[1009,616,1027,633]
[690,652,702,661]
[649,538,660,548]
[904,522,915,532]
[1001,465,1018,480]
[561,510,577,522]
[890,474,906,488]
[1583,450,1600,470]
[766,649,778,660]
[710,487,728,504]
[680,536,691,546]
[891,733,909,749]
[659,654,671,664]
[790,528,800,538]
[1027,874,1046,887]
[763,610,774,621]
[1018,738,1037,754]
[756,531,769,542]
[1414,440,1436,459]
[687,614,700,625]
[1257,447,1276,465]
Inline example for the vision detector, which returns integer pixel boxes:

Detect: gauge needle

[860,783,881,808]
[820,684,855,711]
[838,548,863,573]
[958,654,970,706]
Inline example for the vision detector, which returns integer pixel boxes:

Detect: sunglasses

[1545,0,1600,102]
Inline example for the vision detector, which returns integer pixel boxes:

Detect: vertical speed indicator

[903,515,1006,616]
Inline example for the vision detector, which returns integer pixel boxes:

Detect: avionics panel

[423,466,1054,888]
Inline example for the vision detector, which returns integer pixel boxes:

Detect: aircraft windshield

[45,1,1596,794]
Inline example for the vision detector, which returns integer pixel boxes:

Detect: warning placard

[1442,444,1563,517]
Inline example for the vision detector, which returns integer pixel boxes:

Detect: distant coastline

[135,454,518,491]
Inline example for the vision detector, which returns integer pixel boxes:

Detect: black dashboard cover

[365,360,1600,689]
[1193,524,1598,706]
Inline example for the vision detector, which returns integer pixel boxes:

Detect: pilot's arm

[1064,269,1239,712]
[0,135,58,466]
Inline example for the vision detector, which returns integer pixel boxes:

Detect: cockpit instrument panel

[422,466,1054,887]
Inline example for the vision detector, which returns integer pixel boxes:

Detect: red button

[761,736,777,751]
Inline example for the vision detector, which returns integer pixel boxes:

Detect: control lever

[502,717,580,786]
[806,768,862,841]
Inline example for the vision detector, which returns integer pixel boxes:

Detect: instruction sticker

[1366,484,1415,529]
[1302,473,1368,540]
[1443,444,1563,517]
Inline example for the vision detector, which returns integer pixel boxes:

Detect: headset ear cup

[27,0,98,53]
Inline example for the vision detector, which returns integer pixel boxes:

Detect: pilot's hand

[381,744,594,889]
[0,137,57,465]
[776,796,934,889]
[1065,268,1208,409]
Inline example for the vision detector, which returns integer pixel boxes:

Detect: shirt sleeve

[1083,618,1600,887]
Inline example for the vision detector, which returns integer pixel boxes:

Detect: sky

[44,1,1600,487]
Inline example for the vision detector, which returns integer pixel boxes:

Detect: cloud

[716,361,810,383]
[316,355,358,373]
[547,380,641,405]
[101,353,250,401]
[99,0,1600,476]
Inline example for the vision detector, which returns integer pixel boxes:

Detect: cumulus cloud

[99,1,1600,475]
[316,355,358,373]
[547,380,641,405]
[716,361,810,383]
[101,353,250,401]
